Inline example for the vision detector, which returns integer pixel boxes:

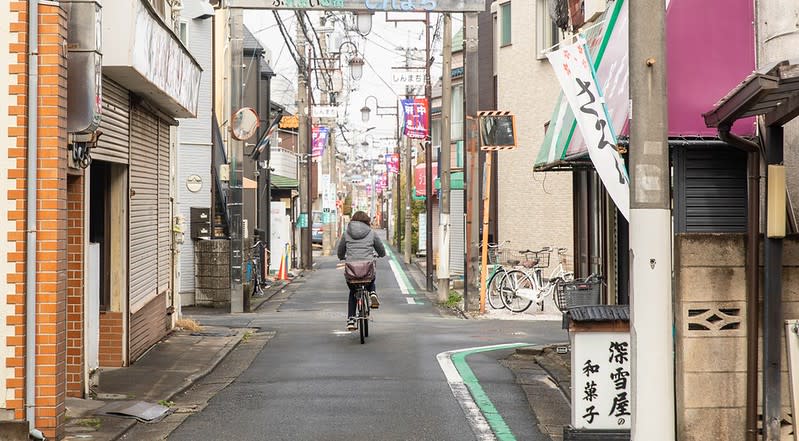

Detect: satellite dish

[230,107,260,141]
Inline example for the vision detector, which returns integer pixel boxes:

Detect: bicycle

[351,281,371,344]
[248,240,270,298]
[500,247,574,313]
[483,241,511,309]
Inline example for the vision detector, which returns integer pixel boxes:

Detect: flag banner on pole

[546,36,630,220]
[386,153,400,174]
[249,111,284,162]
[401,98,429,140]
[312,126,329,157]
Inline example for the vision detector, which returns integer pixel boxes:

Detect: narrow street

[164,253,567,441]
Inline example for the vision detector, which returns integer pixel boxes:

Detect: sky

[243,9,462,158]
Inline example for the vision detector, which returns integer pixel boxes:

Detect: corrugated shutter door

[94,78,130,164]
[129,104,160,313]
[675,146,747,233]
[158,121,170,293]
[450,190,465,275]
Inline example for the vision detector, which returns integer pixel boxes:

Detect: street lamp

[332,41,364,81]
[361,95,398,123]
[354,11,374,36]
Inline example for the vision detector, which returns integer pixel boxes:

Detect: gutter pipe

[26,0,44,439]
[718,124,760,441]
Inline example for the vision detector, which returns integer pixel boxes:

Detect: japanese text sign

[312,126,329,157]
[547,36,630,220]
[392,68,426,88]
[386,153,400,174]
[402,98,429,140]
[572,332,631,430]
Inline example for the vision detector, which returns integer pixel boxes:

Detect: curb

[111,329,249,441]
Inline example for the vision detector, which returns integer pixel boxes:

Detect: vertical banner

[402,98,429,140]
[386,153,400,174]
[546,36,630,220]
[312,126,329,157]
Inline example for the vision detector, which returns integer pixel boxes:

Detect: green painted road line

[441,343,532,441]
[383,243,418,298]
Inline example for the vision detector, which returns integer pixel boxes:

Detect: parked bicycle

[484,242,544,310]
[499,246,574,313]
[248,240,270,298]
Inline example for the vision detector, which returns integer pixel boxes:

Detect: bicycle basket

[555,279,600,312]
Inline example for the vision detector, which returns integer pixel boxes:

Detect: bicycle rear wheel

[499,270,534,313]
[357,290,367,344]
[486,268,507,309]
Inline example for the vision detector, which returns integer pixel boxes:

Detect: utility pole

[403,48,413,264]
[228,8,244,313]
[629,0,674,438]
[424,12,434,292]
[437,13,452,303]
[298,28,312,270]
[463,13,480,312]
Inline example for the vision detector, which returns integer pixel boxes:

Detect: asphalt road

[170,253,568,441]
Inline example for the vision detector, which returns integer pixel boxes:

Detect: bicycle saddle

[522,259,539,269]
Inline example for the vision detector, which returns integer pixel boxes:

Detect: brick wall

[0,0,20,415]
[495,0,573,257]
[5,3,69,439]
[98,312,124,368]
[66,175,83,398]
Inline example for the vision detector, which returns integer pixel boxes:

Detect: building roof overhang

[703,60,799,128]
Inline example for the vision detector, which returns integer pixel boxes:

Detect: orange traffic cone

[276,249,288,280]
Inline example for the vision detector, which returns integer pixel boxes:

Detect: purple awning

[667,0,756,137]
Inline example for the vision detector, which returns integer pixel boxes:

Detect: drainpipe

[26,1,44,439]
[718,124,760,441]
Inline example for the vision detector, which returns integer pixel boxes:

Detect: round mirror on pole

[230,107,260,141]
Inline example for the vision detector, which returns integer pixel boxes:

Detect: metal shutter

[158,121,170,293]
[129,291,167,362]
[674,146,747,233]
[450,190,465,275]
[94,77,130,164]
[129,104,160,313]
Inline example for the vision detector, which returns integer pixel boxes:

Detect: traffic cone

[276,251,288,280]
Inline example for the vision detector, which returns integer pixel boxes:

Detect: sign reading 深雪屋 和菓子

[227,0,486,12]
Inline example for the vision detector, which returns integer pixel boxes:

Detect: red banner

[402,98,429,140]
[414,163,438,197]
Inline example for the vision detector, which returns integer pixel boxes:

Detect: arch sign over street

[227,0,486,12]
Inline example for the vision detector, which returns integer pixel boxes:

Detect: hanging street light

[354,12,374,36]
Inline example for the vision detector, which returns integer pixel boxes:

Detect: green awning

[270,175,298,189]
[535,0,626,171]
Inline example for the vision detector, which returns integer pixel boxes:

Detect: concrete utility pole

[463,12,480,312]
[424,12,434,292]
[229,8,244,313]
[298,28,312,270]
[437,13,452,303]
[403,49,413,264]
[629,0,674,438]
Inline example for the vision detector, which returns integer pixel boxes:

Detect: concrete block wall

[495,0,573,257]
[195,239,231,307]
[675,234,799,440]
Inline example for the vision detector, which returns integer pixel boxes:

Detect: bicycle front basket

[555,280,600,312]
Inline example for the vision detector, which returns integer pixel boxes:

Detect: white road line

[406,297,417,304]
[437,343,531,441]
[437,350,497,441]
[389,259,410,295]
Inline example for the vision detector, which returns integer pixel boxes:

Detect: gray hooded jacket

[337,220,386,262]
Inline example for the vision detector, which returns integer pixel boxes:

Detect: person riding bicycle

[336,211,386,331]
